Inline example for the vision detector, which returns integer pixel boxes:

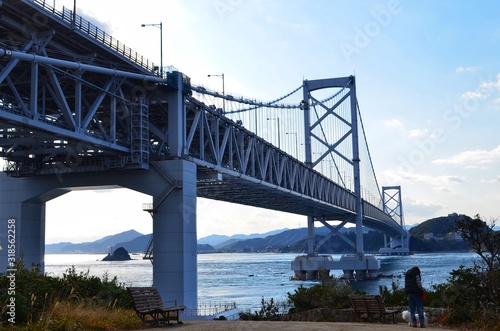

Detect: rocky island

[102,247,132,261]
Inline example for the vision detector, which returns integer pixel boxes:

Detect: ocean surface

[44,252,477,312]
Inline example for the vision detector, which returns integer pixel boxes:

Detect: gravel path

[145,320,455,330]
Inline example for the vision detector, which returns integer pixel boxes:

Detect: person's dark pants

[407,293,425,325]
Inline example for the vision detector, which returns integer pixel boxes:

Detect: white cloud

[382,118,404,128]
[433,145,500,166]
[455,66,480,73]
[460,73,500,101]
[482,176,500,184]
[402,197,444,222]
[383,169,464,189]
[408,129,428,138]
[447,176,464,183]
[460,90,488,101]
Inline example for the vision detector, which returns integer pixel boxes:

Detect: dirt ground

[148,320,455,331]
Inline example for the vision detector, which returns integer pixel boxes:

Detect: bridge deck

[0,0,154,74]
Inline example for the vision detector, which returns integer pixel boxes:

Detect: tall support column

[31,61,39,118]
[349,77,364,257]
[167,71,187,157]
[0,173,68,273]
[18,202,46,269]
[0,200,45,271]
[307,216,315,256]
[302,80,312,168]
[303,81,315,256]
[151,160,197,310]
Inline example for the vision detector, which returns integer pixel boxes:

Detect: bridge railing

[26,0,157,74]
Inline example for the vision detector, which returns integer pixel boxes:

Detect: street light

[286,132,298,158]
[267,117,280,149]
[72,0,77,25]
[141,22,163,77]
[207,73,225,112]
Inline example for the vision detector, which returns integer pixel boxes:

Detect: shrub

[379,280,406,306]
[25,301,143,330]
[0,263,134,327]
[239,297,290,321]
[0,262,62,324]
[442,214,500,328]
[379,280,445,308]
[287,277,353,313]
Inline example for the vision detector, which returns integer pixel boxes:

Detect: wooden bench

[127,287,186,325]
[349,295,400,323]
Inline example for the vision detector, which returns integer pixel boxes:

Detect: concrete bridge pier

[0,175,68,272]
[379,232,410,255]
[0,159,198,311]
[0,199,48,270]
[148,160,198,311]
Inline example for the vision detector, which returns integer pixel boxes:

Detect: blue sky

[43,0,500,243]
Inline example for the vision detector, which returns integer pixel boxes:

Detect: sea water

[44,252,477,312]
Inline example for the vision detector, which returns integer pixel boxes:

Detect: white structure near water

[291,254,381,280]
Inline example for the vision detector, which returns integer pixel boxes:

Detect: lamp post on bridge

[141,22,163,77]
[323,159,333,179]
[286,132,298,158]
[207,73,225,112]
[267,117,280,149]
[72,0,76,25]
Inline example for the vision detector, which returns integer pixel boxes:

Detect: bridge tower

[379,186,410,255]
[291,76,380,280]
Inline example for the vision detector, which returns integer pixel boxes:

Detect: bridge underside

[197,169,349,219]
[196,168,404,237]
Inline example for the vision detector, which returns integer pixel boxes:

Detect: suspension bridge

[0,0,408,312]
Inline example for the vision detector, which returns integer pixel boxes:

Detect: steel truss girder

[0,48,164,175]
[185,95,357,215]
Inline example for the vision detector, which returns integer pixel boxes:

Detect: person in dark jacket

[405,266,425,327]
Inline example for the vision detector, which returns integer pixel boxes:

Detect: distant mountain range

[46,229,146,254]
[198,228,288,248]
[45,227,354,254]
[46,213,486,254]
[45,228,299,254]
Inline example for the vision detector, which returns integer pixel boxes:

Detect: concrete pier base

[149,160,197,311]
[291,254,381,280]
[379,232,410,255]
